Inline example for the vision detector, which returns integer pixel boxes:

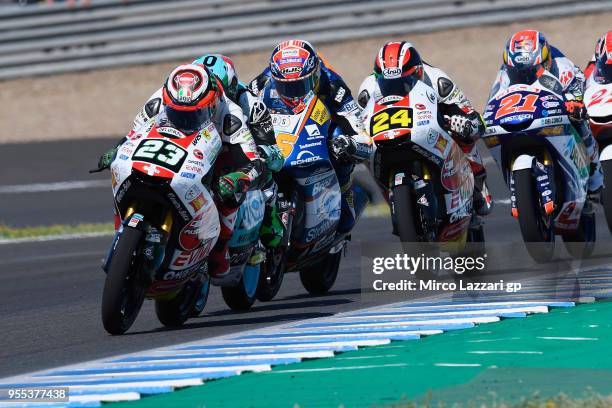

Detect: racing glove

[217,171,251,201]
[257,145,284,172]
[329,135,357,162]
[565,101,588,122]
[445,115,474,142]
[97,147,118,171]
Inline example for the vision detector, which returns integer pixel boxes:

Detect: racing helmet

[594,31,612,84]
[503,30,551,85]
[269,39,320,106]
[373,41,424,97]
[162,64,222,135]
[193,54,239,99]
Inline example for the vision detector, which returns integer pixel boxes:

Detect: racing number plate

[370,106,413,138]
[133,139,187,173]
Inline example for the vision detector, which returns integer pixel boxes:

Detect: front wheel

[601,160,612,235]
[221,263,260,311]
[392,184,419,242]
[514,168,555,263]
[256,247,286,302]
[101,227,146,335]
[299,250,342,295]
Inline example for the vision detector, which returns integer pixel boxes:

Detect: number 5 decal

[495,93,539,120]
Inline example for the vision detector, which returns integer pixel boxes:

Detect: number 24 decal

[134,139,186,166]
[371,108,412,135]
[495,93,539,120]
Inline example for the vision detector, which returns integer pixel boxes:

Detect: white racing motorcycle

[361,81,481,252]
[97,119,264,335]
[585,82,612,232]
[483,79,594,262]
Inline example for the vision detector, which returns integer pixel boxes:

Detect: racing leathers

[129,82,286,248]
[252,58,373,234]
[490,46,604,195]
[357,63,492,216]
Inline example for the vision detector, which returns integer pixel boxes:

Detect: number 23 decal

[133,139,187,172]
[495,93,539,120]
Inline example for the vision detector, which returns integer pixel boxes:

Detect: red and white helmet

[162,64,222,134]
[373,41,423,96]
[594,31,612,84]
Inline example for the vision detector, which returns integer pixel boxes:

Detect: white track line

[0,179,107,194]
[0,231,113,245]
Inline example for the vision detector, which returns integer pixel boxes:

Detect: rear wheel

[222,263,260,311]
[601,160,612,235]
[155,275,203,327]
[299,250,342,295]
[256,247,286,302]
[514,168,555,263]
[101,227,146,335]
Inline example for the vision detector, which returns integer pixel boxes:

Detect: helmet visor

[273,71,317,100]
[506,64,541,85]
[165,106,210,135]
[377,75,418,97]
[595,60,612,84]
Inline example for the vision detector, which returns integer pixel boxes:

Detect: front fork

[103,207,172,281]
[510,153,556,218]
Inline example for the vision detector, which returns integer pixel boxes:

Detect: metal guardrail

[0,0,611,80]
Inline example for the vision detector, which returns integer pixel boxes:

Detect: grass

[379,392,612,408]
[0,222,114,239]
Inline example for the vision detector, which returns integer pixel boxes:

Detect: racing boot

[337,176,356,235]
[260,203,284,248]
[208,205,238,278]
[258,177,284,248]
[582,123,603,203]
[473,172,493,216]
[464,143,493,216]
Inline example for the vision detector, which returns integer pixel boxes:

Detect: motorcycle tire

[601,160,612,235]
[155,276,203,327]
[101,227,146,335]
[222,263,260,311]
[299,250,341,295]
[392,184,419,243]
[256,247,286,302]
[562,212,596,259]
[189,273,210,317]
[514,168,555,263]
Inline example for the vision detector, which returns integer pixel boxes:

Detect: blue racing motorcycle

[257,91,368,296]
[483,79,595,262]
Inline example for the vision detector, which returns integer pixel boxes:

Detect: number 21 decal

[495,93,539,120]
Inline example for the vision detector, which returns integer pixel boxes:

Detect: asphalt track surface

[0,138,608,379]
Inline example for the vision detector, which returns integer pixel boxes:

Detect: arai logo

[383,67,402,78]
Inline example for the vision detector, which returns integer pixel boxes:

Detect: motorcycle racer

[99,64,268,279]
[584,31,612,88]
[252,39,373,234]
[103,53,285,246]
[358,41,492,216]
[489,29,603,197]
